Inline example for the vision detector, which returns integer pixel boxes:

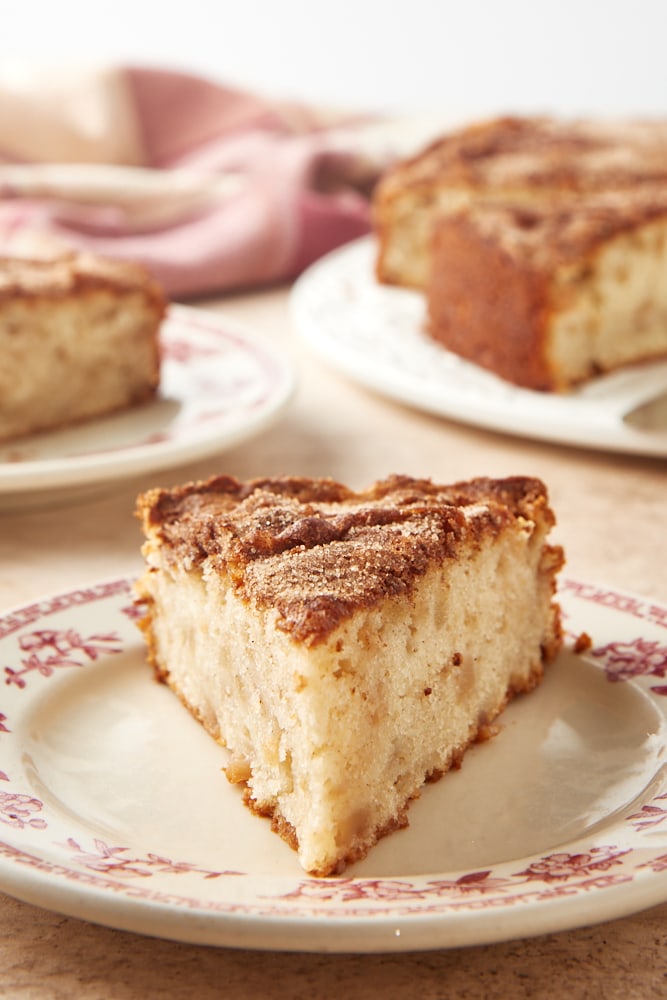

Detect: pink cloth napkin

[0,66,390,297]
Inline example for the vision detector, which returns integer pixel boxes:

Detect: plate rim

[0,574,665,952]
[290,236,667,459]
[0,303,296,494]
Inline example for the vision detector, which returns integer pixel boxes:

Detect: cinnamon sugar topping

[137,474,554,644]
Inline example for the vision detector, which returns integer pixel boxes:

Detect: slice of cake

[427,190,667,391]
[373,115,667,290]
[0,252,165,442]
[135,473,564,876]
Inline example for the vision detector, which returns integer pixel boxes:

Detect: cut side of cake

[135,473,564,876]
[373,114,667,291]
[427,191,667,391]
[0,252,166,442]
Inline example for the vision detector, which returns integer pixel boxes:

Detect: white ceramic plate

[0,577,665,952]
[291,237,667,457]
[0,304,295,501]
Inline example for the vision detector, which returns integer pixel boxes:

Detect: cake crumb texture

[136,473,564,875]
[0,251,165,441]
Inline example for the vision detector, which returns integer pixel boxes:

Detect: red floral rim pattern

[0,576,665,927]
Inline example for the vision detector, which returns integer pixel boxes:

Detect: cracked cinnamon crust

[0,252,165,442]
[135,473,564,876]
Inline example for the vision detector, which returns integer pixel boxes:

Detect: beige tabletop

[1,285,666,998]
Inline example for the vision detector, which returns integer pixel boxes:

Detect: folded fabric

[0,65,409,298]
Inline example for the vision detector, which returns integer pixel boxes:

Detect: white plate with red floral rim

[291,237,667,458]
[0,305,295,506]
[0,576,665,952]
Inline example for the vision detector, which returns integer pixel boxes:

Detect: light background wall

[3,0,666,118]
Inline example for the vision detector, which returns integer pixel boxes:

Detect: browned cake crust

[0,251,166,306]
[377,115,667,204]
[137,472,562,649]
[373,114,667,290]
[427,191,667,391]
